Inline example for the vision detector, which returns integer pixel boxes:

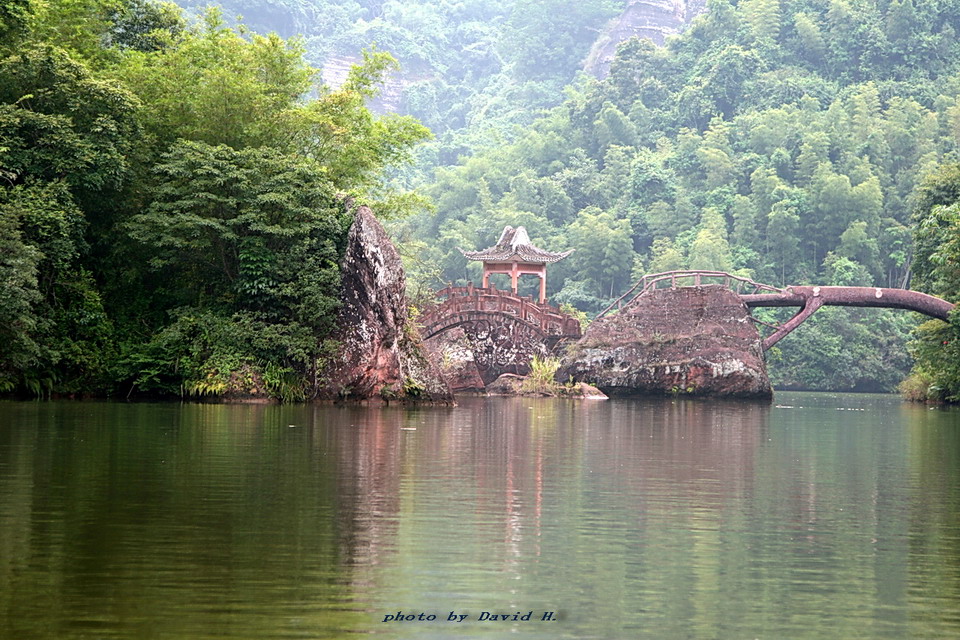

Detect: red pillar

[539,272,546,304]
[510,262,519,295]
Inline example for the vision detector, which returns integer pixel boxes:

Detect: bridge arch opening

[418,285,582,387]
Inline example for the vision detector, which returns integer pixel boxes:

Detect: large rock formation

[315,204,453,403]
[423,327,487,392]
[584,0,708,77]
[557,286,772,398]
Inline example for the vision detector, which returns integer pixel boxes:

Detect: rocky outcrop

[321,55,431,114]
[315,203,453,404]
[485,373,608,399]
[557,286,772,398]
[424,327,486,392]
[584,0,708,77]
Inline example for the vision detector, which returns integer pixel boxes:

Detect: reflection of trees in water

[328,397,947,635]
[905,404,960,634]
[7,399,959,637]
[0,402,361,637]
[328,405,405,581]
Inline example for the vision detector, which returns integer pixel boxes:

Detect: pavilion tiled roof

[459,226,572,264]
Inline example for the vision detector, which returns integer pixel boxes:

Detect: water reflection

[1,396,959,638]
[329,398,777,638]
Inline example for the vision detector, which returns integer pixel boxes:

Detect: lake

[2,393,959,638]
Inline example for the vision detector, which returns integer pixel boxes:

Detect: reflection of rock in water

[327,397,770,587]
[558,286,772,399]
[329,406,405,575]
[595,399,770,490]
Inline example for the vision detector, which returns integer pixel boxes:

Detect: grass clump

[521,356,563,395]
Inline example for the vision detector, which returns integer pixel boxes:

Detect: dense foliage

[383,0,960,393]
[5,0,960,398]
[173,0,620,161]
[0,0,427,398]
[900,163,960,401]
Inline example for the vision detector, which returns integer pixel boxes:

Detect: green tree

[912,201,960,302]
[114,10,315,151]
[630,148,677,206]
[837,220,880,277]
[105,0,184,52]
[648,237,686,273]
[499,0,618,83]
[594,101,637,152]
[128,141,348,320]
[0,41,140,393]
[0,207,41,391]
[0,0,34,46]
[123,141,352,397]
[767,200,800,284]
[116,16,429,198]
[0,45,140,205]
[793,12,826,63]
[902,164,960,402]
[731,194,760,248]
[741,0,781,44]
[567,207,636,298]
[689,207,733,271]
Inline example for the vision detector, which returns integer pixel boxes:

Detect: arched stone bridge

[598,270,955,351]
[418,284,582,385]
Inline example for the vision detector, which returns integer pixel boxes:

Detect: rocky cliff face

[321,55,428,114]
[315,203,453,403]
[584,0,708,77]
[557,286,772,398]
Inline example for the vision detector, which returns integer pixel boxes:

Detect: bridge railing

[418,284,581,338]
[596,270,787,319]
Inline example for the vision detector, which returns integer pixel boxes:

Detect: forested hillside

[0,0,427,399]
[389,0,960,395]
[174,0,623,161]
[4,0,960,400]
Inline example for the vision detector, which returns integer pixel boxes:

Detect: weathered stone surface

[423,327,486,392]
[484,373,609,399]
[558,286,772,398]
[419,286,582,387]
[485,373,529,396]
[448,314,552,386]
[584,0,708,77]
[321,55,431,114]
[574,382,609,400]
[316,204,453,403]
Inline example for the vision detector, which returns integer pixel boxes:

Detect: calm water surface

[2,394,960,639]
